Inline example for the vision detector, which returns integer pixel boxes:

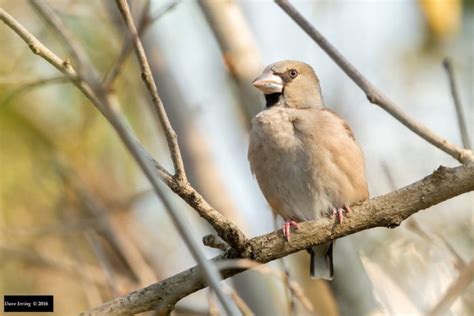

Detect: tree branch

[29,0,98,82]
[1,5,244,315]
[0,3,247,256]
[111,0,248,253]
[103,0,179,89]
[81,164,474,315]
[274,0,474,164]
[115,0,186,183]
[443,58,471,150]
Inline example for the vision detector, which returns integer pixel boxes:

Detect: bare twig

[275,0,474,164]
[203,234,230,252]
[29,0,99,82]
[0,75,66,86]
[1,3,247,256]
[443,58,471,150]
[428,260,474,316]
[225,286,255,316]
[113,2,240,313]
[103,0,151,88]
[218,260,313,313]
[0,76,69,107]
[114,0,186,182]
[208,290,220,316]
[0,7,242,314]
[103,0,179,88]
[149,0,179,21]
[381,162,466,270]
[81,164,474,315]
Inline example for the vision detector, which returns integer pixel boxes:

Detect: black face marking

[278,72,292,83]
[265,93,282,108]
[273,69,297,83]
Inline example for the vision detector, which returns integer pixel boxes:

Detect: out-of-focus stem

[199,0,263,125]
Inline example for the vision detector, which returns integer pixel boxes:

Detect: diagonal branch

[443,58,471,150]
[103,0,179,88]
[115,0,186,183]
[0,3,247,252]
[1,6,244,315]
[29,0,99,82]
[275,0,474,164]
[81,163,474,315]
[112,0,248,254]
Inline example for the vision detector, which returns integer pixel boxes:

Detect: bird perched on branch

[248,60,368,280]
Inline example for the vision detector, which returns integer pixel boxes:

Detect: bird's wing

[293,107,369,206]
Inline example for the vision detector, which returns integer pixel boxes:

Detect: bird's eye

[288,69,298,78]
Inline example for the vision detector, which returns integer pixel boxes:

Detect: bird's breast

[249,108,328,220]
[251,107,301,152]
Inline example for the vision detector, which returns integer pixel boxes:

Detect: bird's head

[252,60,324,109]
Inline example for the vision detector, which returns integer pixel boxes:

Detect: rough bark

[81,164,474,315]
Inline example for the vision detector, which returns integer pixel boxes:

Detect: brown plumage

[248,60,368,280]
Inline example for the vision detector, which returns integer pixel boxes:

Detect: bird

[248,60,369,280]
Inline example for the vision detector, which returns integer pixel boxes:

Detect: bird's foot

[282,220,300,242]
[332,205,351,224]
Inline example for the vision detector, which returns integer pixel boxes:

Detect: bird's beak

[252,70,283,94]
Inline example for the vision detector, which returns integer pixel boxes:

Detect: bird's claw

[282,220,300,242]
[332,205,351,224]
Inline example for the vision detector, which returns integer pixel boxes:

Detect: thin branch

[428,260,474,316]
[29,0,99,82]
[115,0,186,182]
[381,162,466,270]
[225,286,254,316]
[106,0,249,254]
[81,164,474,315]
[113,2,241,313]
[203,234,230,252]
[208,290,220,316]
[0,76,69,107]
[103,0,179,88]
[275,0,474,164]
[149,0,179,21]
[0,7,243,315]
[0,4,247,256]
[443,58,471,150]
[218,260,313,313]
[102,0,151,88]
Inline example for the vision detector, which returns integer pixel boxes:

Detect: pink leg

[282,220,300,242]
[332,205,351,224]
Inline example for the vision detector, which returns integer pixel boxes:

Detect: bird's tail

[310,241,334,280]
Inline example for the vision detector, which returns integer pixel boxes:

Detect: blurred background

[0,0,472,315]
